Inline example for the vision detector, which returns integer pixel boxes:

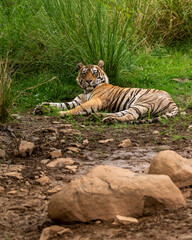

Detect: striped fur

[34,60,178,123]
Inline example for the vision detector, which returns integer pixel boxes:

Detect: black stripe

[137,89,152,101]
[111,89,125,112]
[116,88,132,112]
[80,105,89,114]
[65,102,70,109]
[74,99,80,106]
[153,99,166,114]
[91,85,114,98]
[91,107,95,113]
[131,107,142,118]
[157,101,173,115]
[122,89,135,109]
[108,88,124,110]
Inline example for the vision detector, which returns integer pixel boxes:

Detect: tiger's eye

[93,71,98,76]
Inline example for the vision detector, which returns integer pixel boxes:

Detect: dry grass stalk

[0,56,56,122]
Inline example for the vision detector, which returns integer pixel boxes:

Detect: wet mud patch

[0,112,192,239]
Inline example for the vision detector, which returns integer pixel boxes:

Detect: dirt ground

[0,111,192,240]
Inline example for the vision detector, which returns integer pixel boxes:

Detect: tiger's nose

[86,79,92,84]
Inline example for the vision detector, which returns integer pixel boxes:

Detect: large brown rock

[148,150,192,188]
[48,165,185,223]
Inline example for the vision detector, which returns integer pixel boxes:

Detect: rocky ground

[0,111,192,240]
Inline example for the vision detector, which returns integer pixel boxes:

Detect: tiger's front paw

[33,104,49,115]
[59,111,70,118]
[102,116,118,124]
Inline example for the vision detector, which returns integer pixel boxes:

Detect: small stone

[40,225,72,240]
[95,220,102,224]
[0,186,5,192]
[57,124,73,129]
[83,139,89,145]
[66,147,80,153]
[19,141,35,157]
[46,158,75,168]
[20,188,28,193]
[153,130,159,135]
[9,165,24,172]
[0,149,6,159]
[115,215,139,225]
[118,139,132,148]
[67,150,73,154]
[188,125,192,129]
[25,181,30,186]
[48,186,62,194]
[52,121,60,124]
[22,199,39,208]
[8,190,17,195]
[4,172,23,179]
[70,143,82,148]
[41,159,50,165]
[49,137,57,141]
[98,139,114,144]
[36,176,49,185]
[50,150,62,159]
[65,165,77,173]
[60,129,81,135]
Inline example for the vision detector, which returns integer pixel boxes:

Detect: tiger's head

[76,60,109,93]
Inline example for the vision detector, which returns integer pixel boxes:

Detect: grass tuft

[0,56,13,122]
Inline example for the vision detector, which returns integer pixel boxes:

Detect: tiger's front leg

[60,98,102,117]
[34,94,86,115]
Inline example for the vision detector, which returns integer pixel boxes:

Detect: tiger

[34,60,179,123]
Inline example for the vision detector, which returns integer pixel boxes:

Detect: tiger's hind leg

[102,104,179,124]
[102,106,151,123]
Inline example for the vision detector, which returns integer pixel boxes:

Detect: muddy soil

[0,112,192,240]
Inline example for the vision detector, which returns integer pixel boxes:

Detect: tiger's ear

[98,60,104,70]
[77,62,84,71]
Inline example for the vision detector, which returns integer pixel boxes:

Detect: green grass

[11,43,192,113]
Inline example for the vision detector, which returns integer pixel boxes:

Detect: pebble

[115,215,139,225]
[65,165,77,173]
[40,225,72,240]
[3,172,23,179]
[46,158,75,168]
[19,141,35,157]
[118,139,132,148]
[50,150,62,159]
[0,186,5,192]
[48,186,62,194]
[0,149,6,159]
[8,190,17,195]
[36,176,50,185]
[66,147,80,153]
[83,139,89,145]
[152,130,160,135]
[98,139,114,144]
[41,159,50,165]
